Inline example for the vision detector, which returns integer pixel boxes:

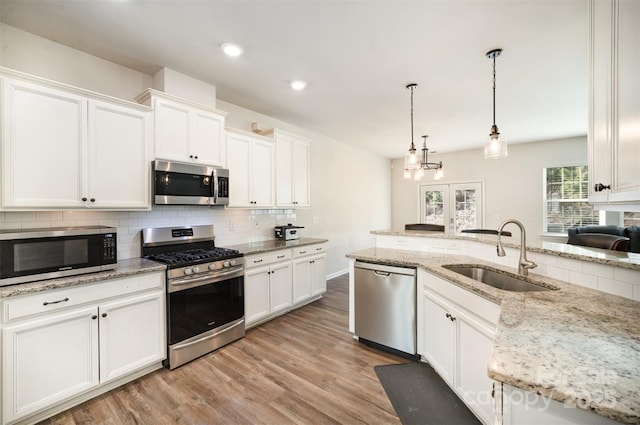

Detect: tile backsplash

[0,207,298,260]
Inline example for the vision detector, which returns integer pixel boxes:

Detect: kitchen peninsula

[347,229,640,425]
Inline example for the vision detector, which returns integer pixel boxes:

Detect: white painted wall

[0,23,391,277]
[390,136,588,246]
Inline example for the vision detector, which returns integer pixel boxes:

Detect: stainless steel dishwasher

[354,261,417,357]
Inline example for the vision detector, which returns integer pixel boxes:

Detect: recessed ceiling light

[221,43,244,57]
[290,80,307,90]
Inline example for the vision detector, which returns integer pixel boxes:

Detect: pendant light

[403,84,445,180]
[485,48,508,159]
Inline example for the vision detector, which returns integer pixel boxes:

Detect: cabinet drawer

[293,244,326,258]
[2,271,164,323]
[245,249,292,269]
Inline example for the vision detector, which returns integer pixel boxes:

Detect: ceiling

[0,0,589,159]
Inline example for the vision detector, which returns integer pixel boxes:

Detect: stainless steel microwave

[0,226,117,286]
[153,160,229,206]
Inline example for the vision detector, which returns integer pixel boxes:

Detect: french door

[419,182,483,234]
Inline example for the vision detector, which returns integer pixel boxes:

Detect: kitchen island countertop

[347,247,640,424]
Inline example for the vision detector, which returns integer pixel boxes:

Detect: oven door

[166,268,245,369]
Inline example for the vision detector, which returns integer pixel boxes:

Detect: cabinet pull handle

[43,297,69,306]
[300,250,307,254]
[102,312,108,318]
[277,255,285,259]
[316,247,322,251]
[445,313,456,321]
[254,259,263,263]
[594,183,611,192]
[310,260,315,264]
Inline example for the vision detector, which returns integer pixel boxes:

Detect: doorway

[419,182,483,234]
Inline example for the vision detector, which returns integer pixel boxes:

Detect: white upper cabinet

[136,89,227,167]
[271,129,311,207]
[588,0,640,209]
[226,128,275,208]
[0,69,151,210]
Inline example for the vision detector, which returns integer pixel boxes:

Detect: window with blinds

[544,165,599,233]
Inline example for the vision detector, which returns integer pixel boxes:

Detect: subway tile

[545,266,570,282]
[568,271,598,289]
[556,257,582,272]
[582,261,615,280]
[35,211,63,221]
[4,211,35,222]
[597,278,633,299]
[613,268,640,285]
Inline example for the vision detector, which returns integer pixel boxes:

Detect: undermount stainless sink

[443,264,558,292]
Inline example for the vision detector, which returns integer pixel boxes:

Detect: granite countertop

[347,247,640,424]
[227,237,328,256]
[371,229,640,270]
[0,258,166,298]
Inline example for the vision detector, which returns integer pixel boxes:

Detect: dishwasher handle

[354,261,416,276]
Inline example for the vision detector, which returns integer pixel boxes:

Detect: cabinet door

[98,291,165,384]
[275,134,294,206]
[153,97,191,161]
[292,258,311,303]
[292,139,311,207]
[310,254,327,296]
[227,132,252,207]
[251,138,275,207]
[1,78,86,208]
[2,307,99,423]
[192,110,225,166]
[269,262,293,314]
[244,266,271,325]
[455,307,496,425]
[87,100,151,209]
[422,288,455,384]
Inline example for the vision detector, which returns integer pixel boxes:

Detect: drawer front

[2,271,164,323]
[293,244,326,258]
[245,249,292,269]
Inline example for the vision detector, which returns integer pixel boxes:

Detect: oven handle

[169,267,244,288]
[172,319,245,351]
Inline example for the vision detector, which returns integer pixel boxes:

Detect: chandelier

[403,83,444,180]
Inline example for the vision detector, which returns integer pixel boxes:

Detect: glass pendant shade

[433,166,444,180]
[484,126,508,159]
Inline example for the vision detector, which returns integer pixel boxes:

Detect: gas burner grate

[149,247,241,265]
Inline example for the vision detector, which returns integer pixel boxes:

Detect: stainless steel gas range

[141,225,244,370]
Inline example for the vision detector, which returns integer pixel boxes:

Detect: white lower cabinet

[245,244,327,328]
[419,270,500,425]
[244,250,293,326]
[292,244,327,303]
[1,271,166,425]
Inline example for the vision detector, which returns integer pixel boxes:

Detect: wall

[0,24,391,277]
[390,136,588,246]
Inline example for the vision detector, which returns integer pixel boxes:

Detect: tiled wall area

[375,235,640,301]
[0,207,299,260]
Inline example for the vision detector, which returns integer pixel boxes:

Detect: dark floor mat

[374,362,481,425]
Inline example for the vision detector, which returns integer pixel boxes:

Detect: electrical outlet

[254,220,260,229]
[229,221,235,231]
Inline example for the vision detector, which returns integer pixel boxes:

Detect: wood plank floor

[39,275,406,425]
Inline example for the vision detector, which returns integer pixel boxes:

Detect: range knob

[184,268,193,275]
[230,259,237,266]
[223,261,230,268]
[192,266,201,273]
[208,263,217,271]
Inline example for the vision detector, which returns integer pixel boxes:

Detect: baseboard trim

[327,268,349,280]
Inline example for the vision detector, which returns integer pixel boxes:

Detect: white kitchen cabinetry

[244,250,293,326]
[588,0,640,209]
[269,129,311,208]
[292,244,327,303]
[1,272,165,425]
[0,71,151,210]
[226,129,275,208]
[136,89,228,167]
[419,270,500,425]
[497,384,621,425]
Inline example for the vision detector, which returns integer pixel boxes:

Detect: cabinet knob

[82,197,87,201]
[189,155,194,159]
[90,198,95,203]
[92,315,98,320]
[594,183,611,192]
[194,155,198,159]
[101,312,108,318]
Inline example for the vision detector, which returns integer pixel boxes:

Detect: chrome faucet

[497,219,537,276]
